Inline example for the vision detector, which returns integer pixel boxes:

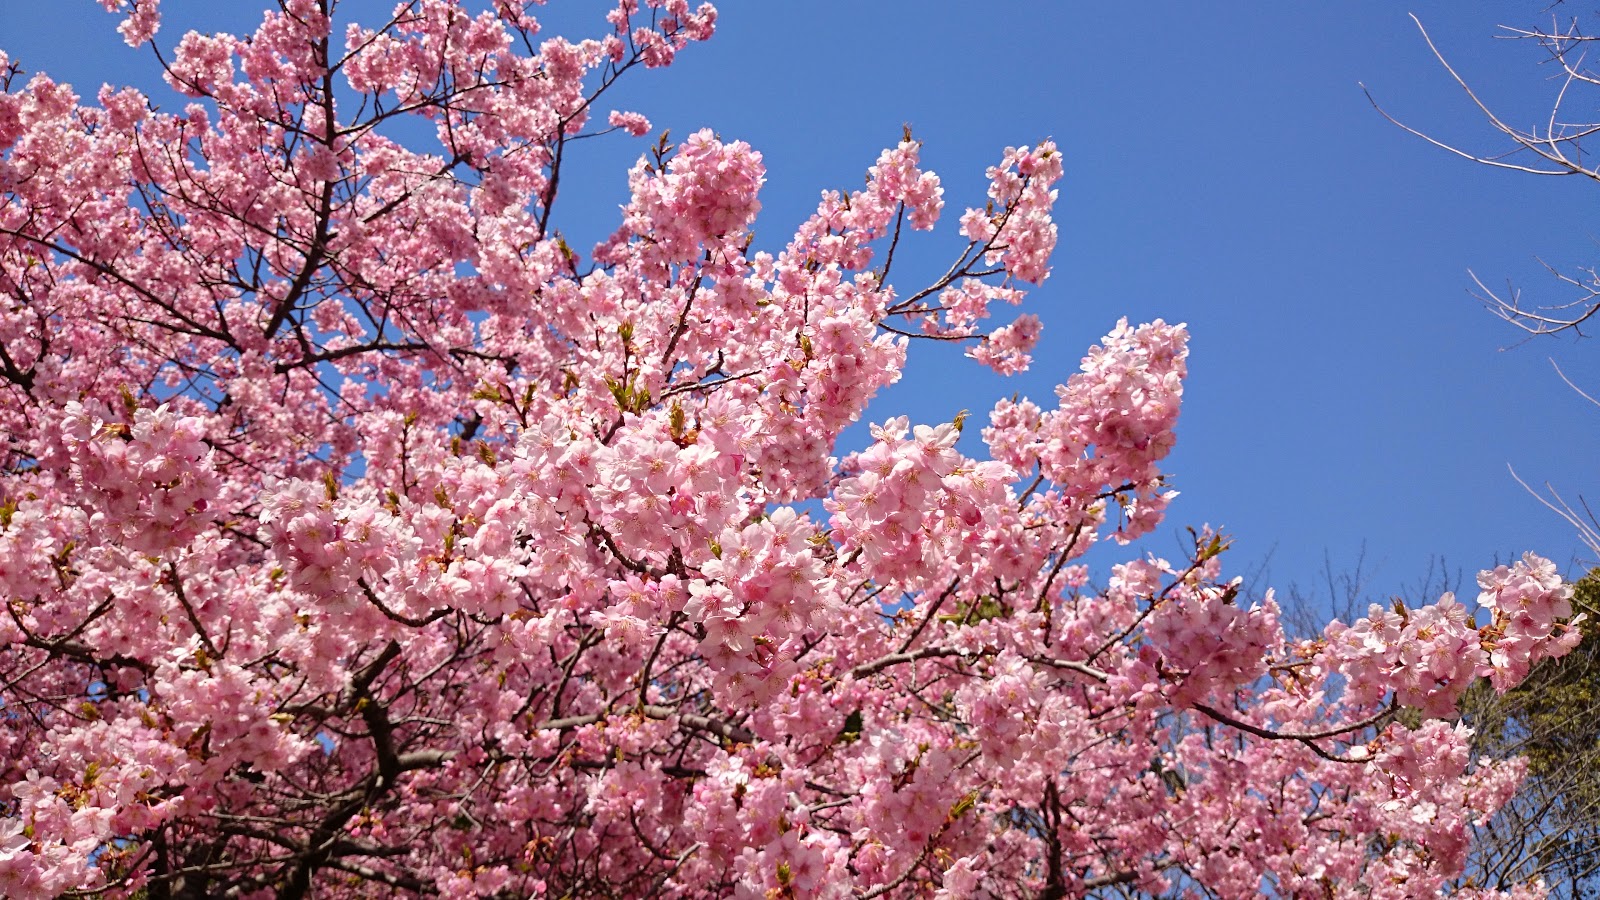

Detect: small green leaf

[950,790,978,820]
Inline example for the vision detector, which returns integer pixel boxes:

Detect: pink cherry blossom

[0,4,1578,899]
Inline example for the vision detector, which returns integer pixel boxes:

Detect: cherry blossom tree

[0,2,1586,897]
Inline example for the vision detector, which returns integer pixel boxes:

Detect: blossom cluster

[959,141,1064,285]
[56,402,221,554]
[1321,553,1583,714]
[1477,551,1583,688]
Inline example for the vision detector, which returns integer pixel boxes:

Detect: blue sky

[4,1,1598,617]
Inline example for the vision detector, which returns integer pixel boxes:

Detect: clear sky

[4,1,1597,619]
